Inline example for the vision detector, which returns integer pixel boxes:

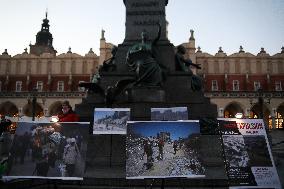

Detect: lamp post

[31,87,38,121]
[249,88,270,120]
[250,88,272,146]
[257,88,264,119]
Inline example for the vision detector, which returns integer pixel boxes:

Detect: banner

[126,121,205,179]
[151,107,188,121]
[218,118,281,189]
[93,108,130,134]
[3,122,89,180]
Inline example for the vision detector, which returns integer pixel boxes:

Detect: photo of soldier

[126,121,205,179]
[143,139,154,169]
[157,138,164,160]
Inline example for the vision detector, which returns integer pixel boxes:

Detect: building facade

[0,16,283,129]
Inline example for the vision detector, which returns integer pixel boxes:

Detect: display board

[218,118,281,189]
[3,122,90,180]
[151,107,188,121]
[93,108,130,135]
[126,121,205,179]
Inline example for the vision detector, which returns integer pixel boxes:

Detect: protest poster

[126,121,205,179]
[218,118,281,189]
[93,108,130,135]
[151,107,188,121]
[3,122,89,180]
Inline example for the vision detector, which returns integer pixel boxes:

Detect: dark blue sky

[128,121,200,140]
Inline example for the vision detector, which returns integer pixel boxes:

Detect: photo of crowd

[126,121,205,179]
[93,108,130,134]
[4,122,89,179]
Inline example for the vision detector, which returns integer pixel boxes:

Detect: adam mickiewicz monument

[76,0,227,188]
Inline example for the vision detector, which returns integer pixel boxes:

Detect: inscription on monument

[124,0,167,41]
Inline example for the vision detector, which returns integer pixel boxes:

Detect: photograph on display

[222,135,250,168]
[218,119,281,188]
[93,108,130,134]
[126,121,205,179]
[0,120,17,158]
[4,122,89,180]
[151,107,188,121]
[243,135,272,167]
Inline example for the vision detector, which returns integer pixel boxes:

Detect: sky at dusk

[0,0,283,56]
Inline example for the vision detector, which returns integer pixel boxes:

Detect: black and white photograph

[126,121,205,179]
[151,107,188,121]
[243,135,273,167]
[93,108,130,134]
[222,135,250,168]
[4,122,89,180]
[219,119,281,188]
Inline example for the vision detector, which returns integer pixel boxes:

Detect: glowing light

[51,116,59,122]
[235,113,243,119]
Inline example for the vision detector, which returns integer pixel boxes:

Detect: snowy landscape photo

[151,107,188,121]
[126,121,205,179]
[4,122,89,180]
[93,108,130,135]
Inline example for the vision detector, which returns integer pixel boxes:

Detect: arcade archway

[0,101,18,116]
[224,102,244,118]
[250,103,270,128]
[23,102,44,117]
[49,101,63,116]
[275,103,284,129]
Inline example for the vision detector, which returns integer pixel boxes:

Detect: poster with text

[218,118,281,189]
[151,107,188,121]
[93,108,130,135]
[126,121,205,179]
[3,122,89,180]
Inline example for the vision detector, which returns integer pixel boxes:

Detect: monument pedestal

[128,87,165,102]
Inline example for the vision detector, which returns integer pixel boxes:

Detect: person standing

[173,140,178,155]
[63,138,79,177]
[143,139,154,169]
[0,115,11,137]
[157,138,164,160]
[58,101,79,122]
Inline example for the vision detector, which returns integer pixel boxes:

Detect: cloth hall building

[0,15,283,129]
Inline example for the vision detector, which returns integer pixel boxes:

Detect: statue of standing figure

[126,23,165,87]
[175,45,203,91]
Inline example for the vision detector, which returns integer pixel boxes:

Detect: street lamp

[31,87,38,121]
[249,88,271,119]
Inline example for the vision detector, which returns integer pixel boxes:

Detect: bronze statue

[126,24,164,87]
[175,45,203,91]
[99,45,118,72]
[91,71,101,84]
[175,45,201,73]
